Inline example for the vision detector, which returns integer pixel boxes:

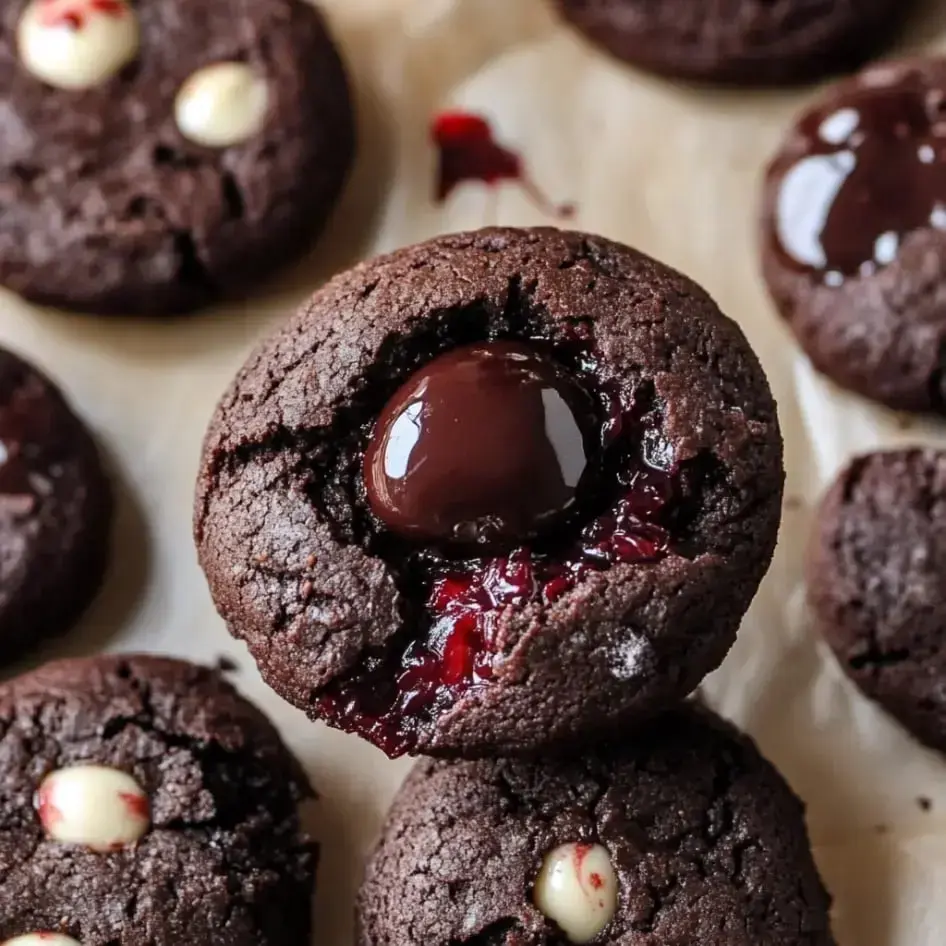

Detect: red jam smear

[318,389,674,757]
[431,111,575,218]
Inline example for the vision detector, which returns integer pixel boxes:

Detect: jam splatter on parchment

[432,111,574,218]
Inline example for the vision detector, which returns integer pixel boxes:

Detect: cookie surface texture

[809,448,946,753]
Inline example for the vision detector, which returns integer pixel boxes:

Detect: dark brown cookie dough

[358,704,835,946]
[0,346,111,666]
[554,0,908,86]
[762,57,946,413]
[809,448,946,754]
[0,654,316,943]
[195,227,784,759]
[0,0,354,316]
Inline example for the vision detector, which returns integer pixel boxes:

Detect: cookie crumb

[215,655,239,673]
[917,796,932,812]
[784,495,804,511]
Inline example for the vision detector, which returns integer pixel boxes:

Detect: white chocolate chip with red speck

[35,764,150,851]
[174,62,270,148]
[17,0,140,90]
[533,842,619,943]
[2,935,83,946]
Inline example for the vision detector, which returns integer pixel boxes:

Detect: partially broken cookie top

[196,227,784,758]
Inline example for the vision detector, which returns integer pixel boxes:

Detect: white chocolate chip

[533,842,619,944]
[17,0,140,91]
[36,764,150,851]
[2,935,82,946]
[174,62,269,148]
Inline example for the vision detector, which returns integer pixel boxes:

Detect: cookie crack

[448,917,523,946]
[620,751,773,935]
[173,229,215,293]
[94,672,301,830]
[927,337,946,413]
[848,646,911,672]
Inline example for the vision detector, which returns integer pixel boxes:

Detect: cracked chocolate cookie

[0,346,111,666]
[0,0,354,315]
[0,654,316,943]
[554,0,908,86]
[194,227,784,758]
[762,57,946,413]
[358,704,835,946]
[809,448,946,754]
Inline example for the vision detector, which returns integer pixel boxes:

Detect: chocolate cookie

[0,347,111,665]
[761,57,946,413]
[554,0,908,86]
[195,227,784,758]
[358,704,835,946]
[809,448,946,754]
[0,0,354,316]
[0,654,316,943]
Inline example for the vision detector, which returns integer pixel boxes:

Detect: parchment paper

[4,1,946,942]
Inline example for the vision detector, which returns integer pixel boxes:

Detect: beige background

[5,0,946,942]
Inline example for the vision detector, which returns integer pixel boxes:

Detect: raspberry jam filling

[318,341,675,755]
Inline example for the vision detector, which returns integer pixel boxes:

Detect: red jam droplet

[769,62,946,284]
[364,342,596,551]
[431,110,575,217]
[40,0,127,30]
